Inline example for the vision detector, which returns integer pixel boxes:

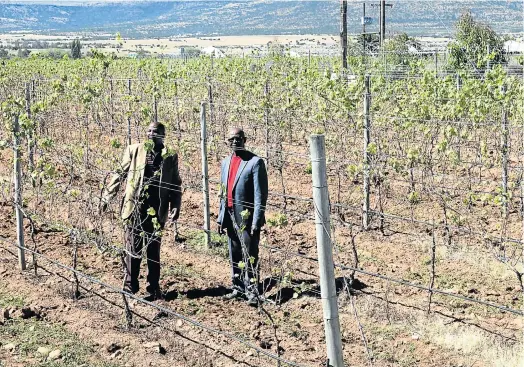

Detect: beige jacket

[102,143,182,224]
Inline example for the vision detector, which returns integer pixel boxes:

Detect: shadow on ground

[178,276,368,305]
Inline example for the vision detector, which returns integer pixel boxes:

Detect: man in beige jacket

[101,122,182,300]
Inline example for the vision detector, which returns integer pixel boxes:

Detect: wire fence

[1,53,523,365]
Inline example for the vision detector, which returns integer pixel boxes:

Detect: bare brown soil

[0,161,522,367]
[0,111,522,366]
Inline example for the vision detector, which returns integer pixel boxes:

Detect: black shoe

[223,289,242,300]
[145,289,164,301]
[123,286,138,295]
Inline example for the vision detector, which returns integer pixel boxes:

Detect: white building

[201,46,225,58]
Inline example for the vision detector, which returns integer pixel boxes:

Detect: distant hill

[0,1,522,38]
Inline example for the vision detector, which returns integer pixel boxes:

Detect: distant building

[504,40,524,54]
[201,46,225,58]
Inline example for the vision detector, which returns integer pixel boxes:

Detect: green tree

[17,49,30,58]
[383,33,421,66]
[71,39,82,59]
[115,32,123,49]
[356,33,380,53]
[181,47,201,58]
[46,49,68,59]
[0,48,8,58]
[136,48,151,59]
[448,11,505,70]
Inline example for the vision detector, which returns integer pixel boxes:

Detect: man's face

[147,124,165,147]
[228,133,245,151]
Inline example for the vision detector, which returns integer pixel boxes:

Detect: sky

[0,0,257,4]
[0,0,517,3]
[1,0,257,3]
[7,0,176,2]
[0,0,243,4]
[0,0,519,6]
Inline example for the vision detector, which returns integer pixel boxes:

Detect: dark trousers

[226,220,260,294]
[124,218,161,294]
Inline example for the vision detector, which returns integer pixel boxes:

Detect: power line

[254,228,524,317]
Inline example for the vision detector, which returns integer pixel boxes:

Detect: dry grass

[351,287,523,367]
[420,318,523,367]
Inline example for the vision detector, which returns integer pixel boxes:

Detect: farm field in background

[0,45,523,367]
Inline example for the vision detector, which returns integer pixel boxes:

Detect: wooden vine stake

[120,254,133,329]
[71,232,80,300]
[427,221,436,314]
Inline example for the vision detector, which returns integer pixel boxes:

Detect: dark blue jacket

[217,151,268,231]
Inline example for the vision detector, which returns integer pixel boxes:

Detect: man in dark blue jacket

[217,128,268,305]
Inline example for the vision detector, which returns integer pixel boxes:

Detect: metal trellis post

[363,75,371,230]
[13,114,26,270]
[25,82,34,175]
[521,78,524,328]
[434,52,438,77]
[487,44,491,72]
[264,80,270,167]
[200,102,211,248]
[208,78,214,125]
[175,80,181,139]
[153,94,158,124]
[127,79,132,145]
[109,79,114,134]
[501,84,508,219]
[310,134,344,367]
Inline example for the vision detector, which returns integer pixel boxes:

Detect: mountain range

[0,1,522,38]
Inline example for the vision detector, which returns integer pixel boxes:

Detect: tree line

[0,39,83,60]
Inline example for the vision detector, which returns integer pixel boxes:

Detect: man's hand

[168,208,179,222]
[250,226,259,236]
[218,224,225,235]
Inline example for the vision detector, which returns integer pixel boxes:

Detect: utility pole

[381,1,393,45]
[362,2,366,58]
[380,0,385,44]
[371,0,393,46]
[340,0,348,69]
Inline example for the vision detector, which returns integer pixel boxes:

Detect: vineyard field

[0,53,523,367]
